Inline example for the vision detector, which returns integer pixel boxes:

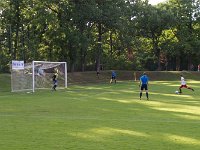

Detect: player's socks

[140,92,142,100]
[146,92,149,100]
[52,85,57,91]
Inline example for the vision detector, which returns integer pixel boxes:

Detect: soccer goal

[11,61,67,92]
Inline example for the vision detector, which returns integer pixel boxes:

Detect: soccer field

[0,80,200,150]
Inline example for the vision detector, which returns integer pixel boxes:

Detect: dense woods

[0,0,200,72]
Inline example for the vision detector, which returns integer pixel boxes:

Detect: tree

[136,3,173,70]
[164,0,200,70]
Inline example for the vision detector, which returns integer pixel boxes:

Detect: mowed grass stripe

[0,81,200,150]
[1,114,200,124]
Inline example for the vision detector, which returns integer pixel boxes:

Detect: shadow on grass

[1,80,200,149]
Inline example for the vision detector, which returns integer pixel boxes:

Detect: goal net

[11,61,67,92]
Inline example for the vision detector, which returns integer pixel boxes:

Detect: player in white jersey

[179,75,194,93]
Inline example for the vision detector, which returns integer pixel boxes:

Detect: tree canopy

[0,0,200,72]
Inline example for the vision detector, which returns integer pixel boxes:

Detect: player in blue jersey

[139,72,149,100]
[110,70,117,84]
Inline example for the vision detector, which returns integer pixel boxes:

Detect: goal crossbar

[11,61,67,92]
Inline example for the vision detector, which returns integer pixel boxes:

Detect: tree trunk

[8,25,12,56]
[109,31,113,56]
[21,25,26,62]
[13,1,20,60]
[157,48,161,71]
[152,33,161,70]
[71,63,75,72]
[68,40,75,72]
[176,55,180,71]
[81,46,86,72]
[96,23,102,72]
[80,25,86,72]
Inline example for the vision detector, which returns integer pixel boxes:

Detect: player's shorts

[53,80,58,85]
[141,84,148,90]
[180,85,188,88]
[111,76,116,79]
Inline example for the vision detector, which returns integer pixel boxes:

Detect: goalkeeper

[52,71,58,91]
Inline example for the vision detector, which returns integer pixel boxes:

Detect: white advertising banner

[12,60,24,70]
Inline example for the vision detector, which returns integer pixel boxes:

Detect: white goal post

[11,61,67,92]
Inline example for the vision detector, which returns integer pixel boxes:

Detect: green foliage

[103,54,132,70]
[0,0,199,72]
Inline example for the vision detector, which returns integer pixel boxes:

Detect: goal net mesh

[11,61,67,92]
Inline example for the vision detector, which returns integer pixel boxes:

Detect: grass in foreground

[0,80,200,150]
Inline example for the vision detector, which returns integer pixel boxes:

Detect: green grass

[1,76,200,149]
